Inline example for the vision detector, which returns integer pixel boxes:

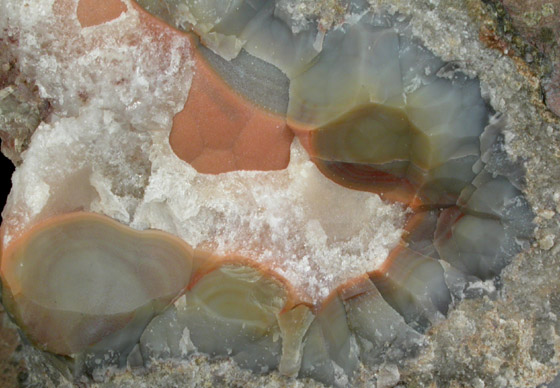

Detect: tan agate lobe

[179,261,288,370]
[0,212,195,355]
[187,253,317,372]
[140,253,314,374]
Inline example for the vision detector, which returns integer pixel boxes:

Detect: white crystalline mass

[1,0,193,237]
[134,134,406,302]
[5,108,153,233]
[1,0,193,128]
[2,0,406,302]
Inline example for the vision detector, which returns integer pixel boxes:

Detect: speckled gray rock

[486,0,560,118]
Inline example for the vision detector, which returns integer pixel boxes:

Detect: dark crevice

[0,150,14,223]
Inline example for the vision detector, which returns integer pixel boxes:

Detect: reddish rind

[434,207,464,242]
[312,158,424,208]
[134,0,295,174]
[77,0,126,27]
[288,123,314,155]
[73,0,293,174]
[169,44,294,173]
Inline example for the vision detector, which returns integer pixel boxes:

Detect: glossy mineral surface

[141,0,489,207]
[1,213,194,356]
[0,0,537,387]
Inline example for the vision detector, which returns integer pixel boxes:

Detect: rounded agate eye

[286,23,488,208]
[0,213,194,358]
[177,263,288,371]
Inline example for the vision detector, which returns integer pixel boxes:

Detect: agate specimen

[0,0,535,386]
[1,213,194,361]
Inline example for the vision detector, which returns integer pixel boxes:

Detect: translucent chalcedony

[128,1,534,386]
[287,26,487,207]
[0,213,194,358]
[0,0,536,387]
[138,0,487,208]
[141,260,314,375]
[168,42,294,173]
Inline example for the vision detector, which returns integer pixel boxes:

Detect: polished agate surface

[0,0,534,386]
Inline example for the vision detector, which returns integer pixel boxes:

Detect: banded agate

[132,0,534,385]
[0,0,536,387]
[143,0,488,207]
[0,213,194,361]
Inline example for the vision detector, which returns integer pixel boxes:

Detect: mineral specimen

[0,0,542,387]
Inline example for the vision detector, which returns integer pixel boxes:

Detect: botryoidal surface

[0,0,560,388]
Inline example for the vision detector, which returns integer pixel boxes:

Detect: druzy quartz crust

[0,0,555,387]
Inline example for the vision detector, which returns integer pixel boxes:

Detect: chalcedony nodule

[0,0,534,386]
